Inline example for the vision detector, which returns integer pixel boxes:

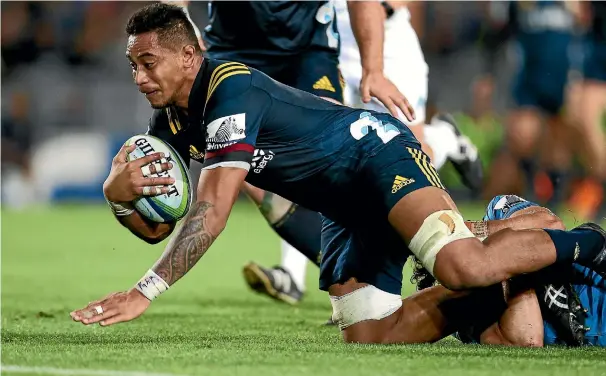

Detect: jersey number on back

[350,112,400,144]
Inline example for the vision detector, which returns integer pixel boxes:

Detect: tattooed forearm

[152,201,217,286]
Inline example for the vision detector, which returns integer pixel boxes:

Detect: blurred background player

[566,1,606,220]
[173,0,414,304]
[480,1,577,211]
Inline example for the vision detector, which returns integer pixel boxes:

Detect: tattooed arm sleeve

[151,167,248,286]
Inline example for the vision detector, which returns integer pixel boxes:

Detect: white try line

[1,365,188,376]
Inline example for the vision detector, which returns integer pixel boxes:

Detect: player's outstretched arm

[150,167,246,286]
[103,144,177,244]
[70,166,246,327]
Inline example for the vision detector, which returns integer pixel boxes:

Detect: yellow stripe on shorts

[406,147,444,189]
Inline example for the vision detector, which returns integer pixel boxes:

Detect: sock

[546,169,568,207]
[544,228,604,267]
[280,241,308,292]
[422,122,458,170]
[272,204,322,267]
[519,159,537,198]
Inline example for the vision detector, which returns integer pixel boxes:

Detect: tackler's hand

[103,143,175,203]
[70,289,150,327]
[360,70,416,123]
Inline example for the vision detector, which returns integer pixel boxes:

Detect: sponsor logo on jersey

[391,175,415,193]
[313,76,336,93]
[251,149,274,174]
[189,145,204,160]
[206,113,246,149]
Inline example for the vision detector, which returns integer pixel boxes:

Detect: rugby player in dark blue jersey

[169,0,419,304]
[71,5,606,344]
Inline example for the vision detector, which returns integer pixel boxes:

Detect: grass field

[2,202,606,376]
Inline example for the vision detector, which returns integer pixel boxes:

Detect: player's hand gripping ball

[124,135,193,223]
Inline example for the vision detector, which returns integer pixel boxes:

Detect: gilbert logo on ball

[124,134,193,223]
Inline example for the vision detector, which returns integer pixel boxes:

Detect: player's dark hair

[126,3,200,53]
[410,256,436,291]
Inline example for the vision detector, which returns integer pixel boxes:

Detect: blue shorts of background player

[583,36,606,83]
[512,45,570,115]
[464,194,606,346]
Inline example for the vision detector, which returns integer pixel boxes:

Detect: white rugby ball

[124,134,192,223]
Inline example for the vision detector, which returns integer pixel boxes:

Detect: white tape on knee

[408,210,475,276]
[329,285,402,330]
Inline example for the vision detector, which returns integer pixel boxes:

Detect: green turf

[2,202,605,376]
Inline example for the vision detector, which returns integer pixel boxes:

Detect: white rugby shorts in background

[335,0,429,126]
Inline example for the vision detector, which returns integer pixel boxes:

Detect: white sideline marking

[1,365,187,376]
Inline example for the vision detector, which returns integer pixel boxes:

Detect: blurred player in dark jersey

[71,6,606,346]
[481,1,577,210]
[567,1,606,220]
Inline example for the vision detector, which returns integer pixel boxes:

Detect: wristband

[106,198,135,217]
[468,220,489,241]
[135,269,170,301]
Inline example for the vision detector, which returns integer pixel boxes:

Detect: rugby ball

[124,134,192,223]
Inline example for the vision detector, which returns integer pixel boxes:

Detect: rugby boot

[242,262,303,305]
[572,222,606,274]
[431,113,484,193]
[536,282,589,346]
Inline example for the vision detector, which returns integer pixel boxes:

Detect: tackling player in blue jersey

[71,4,606,345]
[452,194,606,347]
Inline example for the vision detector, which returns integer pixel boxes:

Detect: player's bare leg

[568,81,606,219]
[387,187,605,290]
[504,108,544,199]
[540,116,573,208]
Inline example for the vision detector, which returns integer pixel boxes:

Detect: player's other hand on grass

[103,143,175,203]
[360,70,415,122]
[70,289,150,327]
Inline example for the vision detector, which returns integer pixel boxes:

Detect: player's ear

[182,44,196,68]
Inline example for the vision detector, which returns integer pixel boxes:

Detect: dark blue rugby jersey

[203,1,339,55]
[147,58,417,224]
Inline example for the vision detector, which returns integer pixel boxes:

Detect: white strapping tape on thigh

[329,285,402,330]
[408,210,475,276]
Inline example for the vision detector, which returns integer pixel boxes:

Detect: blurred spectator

[1,91,36,208]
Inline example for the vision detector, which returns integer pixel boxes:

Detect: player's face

[126,32,185,109]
